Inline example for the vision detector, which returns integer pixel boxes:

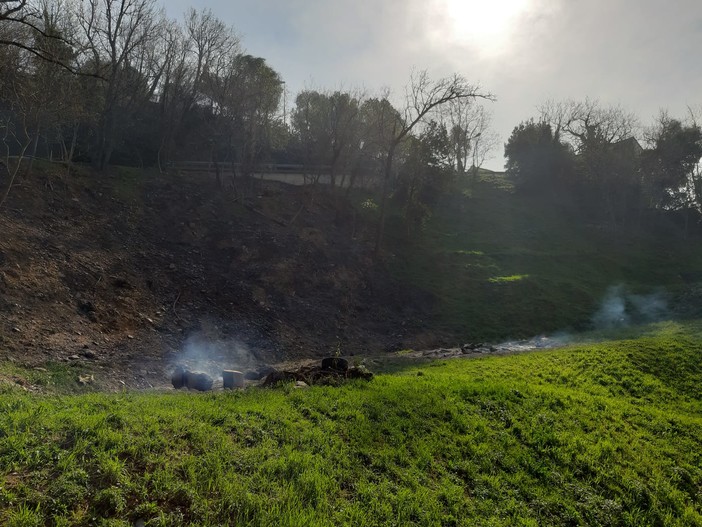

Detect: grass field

[1,320,701,526]
[385,176,702,340]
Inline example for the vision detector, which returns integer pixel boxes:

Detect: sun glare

[439,0,530,53]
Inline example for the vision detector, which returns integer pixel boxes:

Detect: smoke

[172,332,258,377]
[495,331,574,353]
[485,285,669,356]
[592,284,669,329]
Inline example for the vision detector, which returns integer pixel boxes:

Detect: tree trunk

[0,136,33,211]
[66,124,78,177]
[344,166,358,199]
[374,143,396,256]
[26,126,41,176]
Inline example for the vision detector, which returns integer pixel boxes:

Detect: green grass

[488,274,530,284]
[1,320,701,525]
[0,362,99,395]
[385,177,702,340]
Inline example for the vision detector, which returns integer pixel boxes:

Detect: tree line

[0,0,498,249]
[2,1,699,241]
[505,99,702,232]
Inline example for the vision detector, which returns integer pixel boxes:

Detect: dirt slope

[0,164,438,389]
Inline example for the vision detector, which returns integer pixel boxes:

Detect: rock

[68,354,80,360]
[77,299,95,315]
[294,381,309,389]
[111,277,132,289]
[82,350,97,360]
[12,327,20,333]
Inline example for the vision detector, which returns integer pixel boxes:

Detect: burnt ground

[0,163,443,389]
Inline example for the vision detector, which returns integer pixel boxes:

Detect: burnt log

[245,366,277,381]
[321,357,349,372]
[261,370,300,387]
[347,366,374,381]
[171,366,186,389]
[185,371,214,391]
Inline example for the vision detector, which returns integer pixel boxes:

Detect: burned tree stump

[321,357,349,372]
[260,362,373,388]
[171,366,186,389]
[185,371,213,391]
[244,366,276,381]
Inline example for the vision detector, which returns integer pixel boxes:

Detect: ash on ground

[406,335,569,360]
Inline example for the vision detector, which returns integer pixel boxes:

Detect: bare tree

[0,39,37,209]
[0,0,102,76]
[446,99,497,184]
[326,90,364,188]
[373,70,494,254]
[184,8,239,116]
[75,0,164,169]
[540,98,638,152]
[154,18,189,171]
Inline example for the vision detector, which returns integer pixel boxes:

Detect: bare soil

[0,164,442,389]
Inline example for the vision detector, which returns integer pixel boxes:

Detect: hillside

[0,163,431,388]
[0,321,700,525]
[1,163,702,389]
[386,174,702,340]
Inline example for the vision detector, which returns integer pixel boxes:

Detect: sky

[163,0,702,170]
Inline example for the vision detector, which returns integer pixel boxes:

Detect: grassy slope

[1,321,701,526]
[384,176,702,341]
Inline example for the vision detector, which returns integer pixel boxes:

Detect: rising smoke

[173,332,258,377]
[592,284,669,329]
[495,285,670,353]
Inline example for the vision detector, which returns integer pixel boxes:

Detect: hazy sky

[164,0,702,170]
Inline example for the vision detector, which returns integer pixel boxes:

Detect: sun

[439,0,530,52]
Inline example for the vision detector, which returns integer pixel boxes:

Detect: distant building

[611,137,644,157]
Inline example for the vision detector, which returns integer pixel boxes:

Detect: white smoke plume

[173,332,258,378]
[592,284,669,329]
